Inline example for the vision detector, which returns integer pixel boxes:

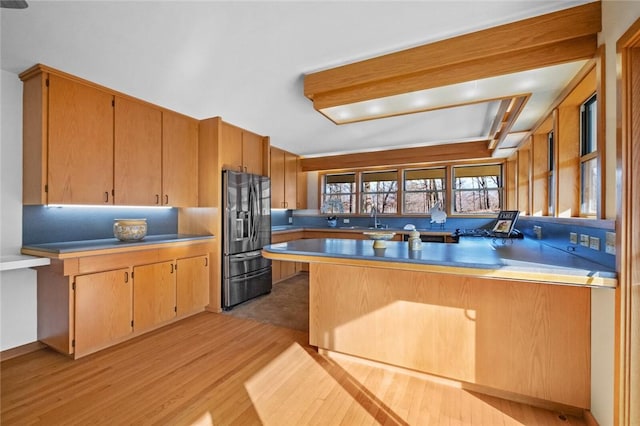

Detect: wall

[0,69,38,351]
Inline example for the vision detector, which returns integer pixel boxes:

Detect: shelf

[0,255,51,272]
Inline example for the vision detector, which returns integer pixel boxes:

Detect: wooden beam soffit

[300,141,492,172]
[304,2,601,110]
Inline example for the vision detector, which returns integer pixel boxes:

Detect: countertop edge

[262,242,617,289]
[21,235,216,259]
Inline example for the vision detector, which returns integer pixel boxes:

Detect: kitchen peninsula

[262,237,616,413]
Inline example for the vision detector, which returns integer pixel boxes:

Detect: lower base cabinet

[36,243,212,359]
[75,268,133,358]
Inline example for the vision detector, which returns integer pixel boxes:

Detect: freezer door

[222,266,272,309]
[223,171,271,255]
[224,250,271,279]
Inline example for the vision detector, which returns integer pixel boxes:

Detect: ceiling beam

[300,141,492,172]
[304,2,601,110]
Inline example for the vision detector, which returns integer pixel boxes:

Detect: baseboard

[583,410,599,426]
[1,341,46,362]
[319,348,586,419]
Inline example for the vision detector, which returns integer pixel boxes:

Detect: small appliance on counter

[222,170,272,310]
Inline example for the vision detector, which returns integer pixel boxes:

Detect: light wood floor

[1,312,587,425]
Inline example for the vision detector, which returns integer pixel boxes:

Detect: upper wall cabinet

[23,71,115,205]
[20,64,199,207]
[162,111,199,207]
[219,121,268,176]
[114,96,162,206]
[270,146,298,209]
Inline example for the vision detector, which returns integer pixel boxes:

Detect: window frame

[451,164,504,215]
[318,161,505,218]
[579,94,598,217]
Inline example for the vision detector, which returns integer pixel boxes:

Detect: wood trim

[583,410,599,426]
[305,3,600,105]
[0,341,46,362]
[615,18,640,426]
[300,140,491,172]
[595,45,606,219]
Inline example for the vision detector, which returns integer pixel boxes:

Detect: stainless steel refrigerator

[222,170,272,309]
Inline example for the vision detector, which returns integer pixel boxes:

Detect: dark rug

[222,272,309,332]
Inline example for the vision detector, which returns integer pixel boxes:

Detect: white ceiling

[0,0,595,158]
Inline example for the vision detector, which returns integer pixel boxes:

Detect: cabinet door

[176,255,210,316]
[220,122,243,172]
[270,147,286,208]
[74,268,132,358]
[162,111,198,207]
[242,131,265,175]
[133,261,176,332]
[284,151,298,208]
[48,74,114,205]
[296,157,307,209]
[114,96,162,205]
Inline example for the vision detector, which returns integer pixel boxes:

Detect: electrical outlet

[343,218,350,224]
[589,236,600,251]
[606,232,616,255]
[580,234,590,247]
[569,232,578,244]
[288,217,293,224]
[533,225,542,239]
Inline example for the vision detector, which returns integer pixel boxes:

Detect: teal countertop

[22,234,215,254]
[263,237,616,288]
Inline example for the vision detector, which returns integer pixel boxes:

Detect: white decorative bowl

[113,218,147,242]
[363,231,396,248]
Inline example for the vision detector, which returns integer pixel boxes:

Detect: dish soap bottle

[408,230,422,250]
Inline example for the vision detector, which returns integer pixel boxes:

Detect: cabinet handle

[244,166,248,172]
[155,194,160,205]
[204,257,208,267]
[170,263,174,274]
[104,191,109,203]
[124,271,129,283]
[164,194,169,205]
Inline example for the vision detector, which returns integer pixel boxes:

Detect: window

[361,170,397,214]
[580,94,598,216]
[547,130,555,215]
[452,164,503,214]
[322,173,356,214]
[403,168,445,214]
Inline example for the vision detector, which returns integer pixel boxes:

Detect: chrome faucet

[370,205,380,228]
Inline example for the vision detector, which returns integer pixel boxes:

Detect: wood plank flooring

[1,312,587,425]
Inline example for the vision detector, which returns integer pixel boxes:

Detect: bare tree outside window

[404,168,445,213]
[453,165,503,214]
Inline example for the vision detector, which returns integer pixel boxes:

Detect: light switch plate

[569,232,578,244]
[288,217,293,224]
[589,236,600,251]
[606,232,616,255]
[580,234,590,247]
[343,218,350,224]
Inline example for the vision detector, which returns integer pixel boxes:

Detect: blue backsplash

[271,209,293,227]
[23,205,178,245]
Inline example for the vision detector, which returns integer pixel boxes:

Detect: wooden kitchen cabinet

[296,157,307,209]
[114,96,163,206]
[20,64,199,208]
[30,240,214,359]
[176,255,210,316]
[133,261,177,333]
[23,71,114,205]
[162,111,199,207]
[271,146,298,209]
[74,268,133,358]
[219,121,268,175]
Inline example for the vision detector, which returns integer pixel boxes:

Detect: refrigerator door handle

[229,250,263,262]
